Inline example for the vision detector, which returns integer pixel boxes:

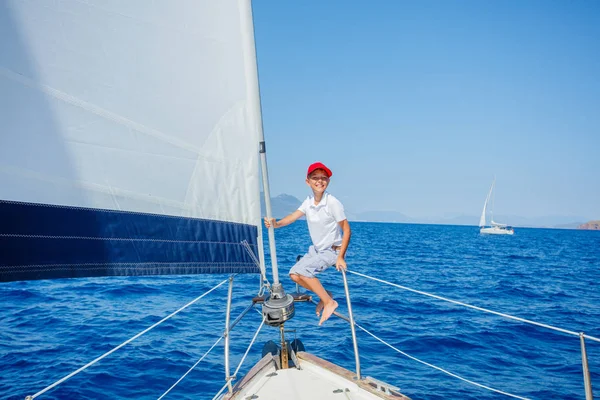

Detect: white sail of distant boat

[479,178,514,235]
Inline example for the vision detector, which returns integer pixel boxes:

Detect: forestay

[0,1,263,281]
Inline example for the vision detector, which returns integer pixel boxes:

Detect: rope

[355,322,530,399]
[212,381,230,400]
[233,317,266,377]
[28,279,228,399]
[241,239,270,296]
[157,336,223,400]
[241,240,261,268]
[343,388,354,399]
[159,303,257,399]
[347,270,600,343]
[211,316,266,400]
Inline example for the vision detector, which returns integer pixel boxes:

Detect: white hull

[480,226,514,235]
[223,351,409,400]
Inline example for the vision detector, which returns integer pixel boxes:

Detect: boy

[264,162,351,325]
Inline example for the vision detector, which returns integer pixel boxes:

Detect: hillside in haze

[260,193,303,218]
[261,193,587,229]
[578,220,600,230]
[260,194,413,222]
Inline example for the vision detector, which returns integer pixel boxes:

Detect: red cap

[307,162,332,178]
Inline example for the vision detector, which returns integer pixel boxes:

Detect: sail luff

[239,0,281,285]
[239,0,271,284]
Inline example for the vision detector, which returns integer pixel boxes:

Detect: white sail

[479,180,494,227]
[0,1,260,223]
[479,204,486,227]
[0,1,264,280]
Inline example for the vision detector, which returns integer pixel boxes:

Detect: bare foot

[315,300,324,317]
[319,300,338,326]
[316,290,332,316]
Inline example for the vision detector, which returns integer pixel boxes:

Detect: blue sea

[1,223,599,400]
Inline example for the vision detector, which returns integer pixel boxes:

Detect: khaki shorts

[289,245,338,278]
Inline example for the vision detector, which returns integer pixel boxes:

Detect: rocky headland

[578,220,600,230]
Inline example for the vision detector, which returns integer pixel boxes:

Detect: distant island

[262,193,590,229]
[578,221,600,230]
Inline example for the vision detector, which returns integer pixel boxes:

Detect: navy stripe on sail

[0,200,260,282]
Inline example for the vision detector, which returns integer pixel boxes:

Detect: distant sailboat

[479,178,514,235]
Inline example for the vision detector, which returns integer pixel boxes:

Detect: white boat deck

[225,351,410,400]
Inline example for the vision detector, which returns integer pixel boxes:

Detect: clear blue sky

[252,0,599,221]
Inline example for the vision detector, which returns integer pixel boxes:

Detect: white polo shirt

[298,192,346,252]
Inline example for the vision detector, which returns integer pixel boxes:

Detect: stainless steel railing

[346,269,598,399]
[341,269,361,379]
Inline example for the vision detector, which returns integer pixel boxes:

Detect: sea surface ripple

[1,223,599,399]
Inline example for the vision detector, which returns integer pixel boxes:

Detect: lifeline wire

[356,322,530,400]
[28,279,229,399]
[233,317,266,377]
[212,316,266,400]
[212,382,229,400]
[348,270,600,343]
[159,302,257,399]
[317,296,529,399]
[157,337,223,400]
